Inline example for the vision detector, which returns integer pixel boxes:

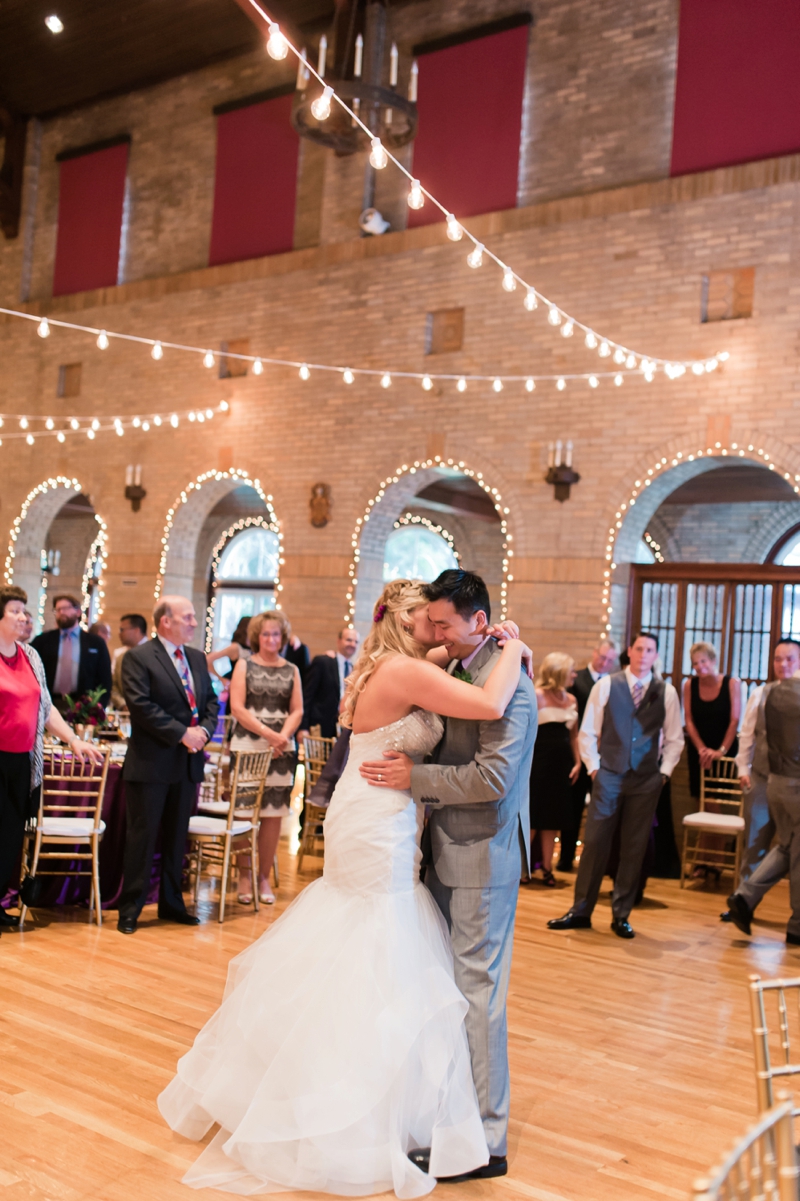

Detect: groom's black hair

[423,569,491,623]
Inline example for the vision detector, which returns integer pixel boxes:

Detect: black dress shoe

[787,932,800,946]
[611,918,635,939]
[117,915,137,934]
[158,906,200,926]
[0,909,21,927]
[547,912,591,930]
[720,910,733,922]
[556,861,574,873]
[406,1150,508,1181]
[727,893,753,936]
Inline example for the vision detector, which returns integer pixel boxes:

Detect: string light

[561,321,574,338]
[343,368,354,384]
[557,378,566,391]
[0,398,228,445]
[394,513,461,562]
[96,330,109,350]
[203,350,215,369]
[70,418,79,430]
[266,22,288,59]
[299,363,310,380]
[5,477,81,583]
[170,413,179,427]
[547,306,561,326]
[585,332,597,349]
[457,378,466,393]
[381,373,392,388]
[589,375,599,388]
[421,375,433,391]
[151,341,163,360]
[204,514,282,650]
[369,138,388,169]
[45,418,54,429]
[446,215,462,241]
[525,378,535,392]
[524,288,537,311]
[81,515,108,622]
[502,268,516,292]
[598,341,610,358]
[25,433,34,445]
[19,418,28,430]
[253,358,263,375]
[37,319,50,338]
[407,179,424,210]
[614,373,624,386]
[467,243,483,269]
[310,85,333,121]
[492,378,503,392]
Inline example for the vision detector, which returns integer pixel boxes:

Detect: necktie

[343,660,352,679]
[174,647,199,725]
[54,629,76,697]
[632,680,645,709]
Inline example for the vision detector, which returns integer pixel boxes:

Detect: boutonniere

[454,669,473,684]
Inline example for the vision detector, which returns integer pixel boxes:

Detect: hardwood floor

[1,852,796,1201]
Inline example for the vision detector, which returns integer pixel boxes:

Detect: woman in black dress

[529,652,582,886]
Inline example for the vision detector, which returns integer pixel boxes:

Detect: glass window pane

[217,528,279,582]
[383,527,458,583]
[634,539,655,564]
[777,535,800,566]
[211,590,275,651]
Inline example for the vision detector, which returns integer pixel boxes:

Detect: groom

[362,569,537,1180]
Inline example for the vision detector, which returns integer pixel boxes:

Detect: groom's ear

[473,610,490,635]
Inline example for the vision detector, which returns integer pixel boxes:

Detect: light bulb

[547,306,561,326]
[598,341,611,357]
[524,288,537,311]
[299,363,310,380]
[154,415,162,426]
[446,215,462,241]
[525,378,535,392]
[266,23,288,59]
[87,428,95,440]
[456,378,467,393]
[718,350,730,361]
[45,15,64,33]
[705,357,719,372]
[502,268,516,292]
[252,358,263,375]
[70,418,80,430]
[203,350,215,369]
[116,424,124,435]
[589,375,599,388]
[369,138,387,169]
[196,413,204,423]
[613,347,625,364]
[219,400,229,411]
[19,417,28,429]
[142,420,150,430]
[467,243,483,269]
[26,433,34,445]
[57,431,65,443]
[37,318,50,338]
[343,368,354,384]
[91,418,100,430]
[381,373,391,389]
[492,378,503,393]
[205,408,213,418]
[556,378,566,391]
[170,414,179,427]
[45,417,54,430]
[311,85,333,121]
[407,179,424,210]
[585,331,597,349]
[614,373,624,386]
[151,341,163,360]
[692,361,705,375]
[97,330,109,350]
[561,321,574,337]
[132,417,141,427]
[188,411,196,422]
[626,353,637,369]
[421,375,433,391]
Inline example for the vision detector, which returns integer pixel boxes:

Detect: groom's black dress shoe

[158,905,200,926]
[610,918,635,940]
[726,893,753,936]
[0,909,21,927]
[407,1150,508,1181]
[117,915,138,934]
[547,912,591,931]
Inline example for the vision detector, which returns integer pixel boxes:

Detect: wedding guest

[548,632,683,939]
[88,621,112,645]
[31,594,112,710]
[280,618,310,679]
[111,614,149,709]
[0,585,103,930]
[560,639,617,871]
[299,628,360,739]
[230,609,303,905]
[529,653,581,886]
[19,610,33,644]
[207,615,251,682]
[118,596,219,934]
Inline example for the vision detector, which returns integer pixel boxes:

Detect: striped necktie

[632,680,645,709]
[174,647,199,726]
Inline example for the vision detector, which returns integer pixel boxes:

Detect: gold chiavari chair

[187,747,272,923]
[20,744,112,927]
[681,757,745,888]
[692,1096,798,1201]
[297,735,336,872]
[748,973,800,1124]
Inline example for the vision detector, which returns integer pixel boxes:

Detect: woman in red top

[0,585,102,931]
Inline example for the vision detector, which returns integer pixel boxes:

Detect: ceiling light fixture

[45,14,64,33]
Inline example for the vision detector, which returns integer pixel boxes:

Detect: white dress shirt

[735,685,763,779]
[578,667,684,777]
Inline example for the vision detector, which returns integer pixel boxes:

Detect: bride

[159,579,530,1198]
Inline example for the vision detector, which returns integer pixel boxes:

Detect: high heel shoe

[259,888,276,905]
[541,869,557,889]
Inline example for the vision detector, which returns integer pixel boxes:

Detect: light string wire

[245,0,726,378]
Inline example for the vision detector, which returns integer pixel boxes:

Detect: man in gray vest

[727,652,800,943]
[548,631,683,939]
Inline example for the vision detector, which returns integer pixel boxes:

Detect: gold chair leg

[92,835,102,927]
[219,835,232,924]
[193,843,202,903]
[252,828,260,913]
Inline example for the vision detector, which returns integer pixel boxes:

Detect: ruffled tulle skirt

[158,876,488,1197]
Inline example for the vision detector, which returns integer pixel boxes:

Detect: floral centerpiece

[64,686,107,735]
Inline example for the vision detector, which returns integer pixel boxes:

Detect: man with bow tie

[548,632,683,939]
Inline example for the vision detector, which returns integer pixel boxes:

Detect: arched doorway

[5,477,108,634]
[157,469,281,649]
[349,458,511,637]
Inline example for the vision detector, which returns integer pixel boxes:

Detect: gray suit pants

[571,766,663,922]
[425,864,519,1158]
[740,771,775,884]
[738,775,800,937]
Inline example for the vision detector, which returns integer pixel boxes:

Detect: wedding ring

[378,773,383,781]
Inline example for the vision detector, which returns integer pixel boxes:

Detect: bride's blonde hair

[340,579,429,728]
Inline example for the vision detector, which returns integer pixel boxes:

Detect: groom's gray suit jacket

[410,639,537,886]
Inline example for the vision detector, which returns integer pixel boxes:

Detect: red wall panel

[671,0,800,176]
[53,142,128,297]
[408,24,529,229]
[209,93,299,266]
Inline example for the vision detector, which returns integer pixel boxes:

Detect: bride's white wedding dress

[158,709,489,1197]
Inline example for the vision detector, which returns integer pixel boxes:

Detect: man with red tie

[118,596,218,934]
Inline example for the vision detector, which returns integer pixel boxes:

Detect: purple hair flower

[374,603,387,623]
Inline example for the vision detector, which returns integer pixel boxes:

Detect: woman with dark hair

[0,585,103,930]
[206,615,252,682]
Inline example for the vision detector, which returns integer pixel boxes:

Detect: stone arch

[349,456,513,638]
[156,469,281,646]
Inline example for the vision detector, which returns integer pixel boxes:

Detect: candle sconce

[545,440,580,502]
[40,548,61,575]
[125,464,146,512]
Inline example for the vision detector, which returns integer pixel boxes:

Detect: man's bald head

[153,595,197,645]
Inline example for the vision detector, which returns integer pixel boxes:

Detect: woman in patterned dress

[229,610,303,904]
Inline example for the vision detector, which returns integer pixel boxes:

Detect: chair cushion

[41,817,107,839]
[683,811,745,832]
[197,800,230,815]
[189,816,252,837]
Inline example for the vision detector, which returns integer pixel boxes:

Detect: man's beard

[55,615,79,629]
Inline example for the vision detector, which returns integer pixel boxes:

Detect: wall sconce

[40,548,61,575]
[545,440,580,502]
[125,464,146,512]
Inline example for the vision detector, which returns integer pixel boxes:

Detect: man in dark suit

[31,593,112,710]
[117,595,218,934]
[299,628,360,738]
[558,639,617,871]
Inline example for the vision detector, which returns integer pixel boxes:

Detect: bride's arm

[390,641,528,722]
[425,646,451,668]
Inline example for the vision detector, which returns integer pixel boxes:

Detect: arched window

[773,529,800,566]
[634,539,656,564]
[210,525,280,651]
[383,525,459,582]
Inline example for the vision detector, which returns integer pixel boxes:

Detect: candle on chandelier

[354,34,363,78]
[565,440,573,468]
[134,465,142,486]
[318,35,327,77]
[547,442,555,468]
[125,465,133,486]
[555,439,563,467]
[409,60,418,102]
[389,43,398,87]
